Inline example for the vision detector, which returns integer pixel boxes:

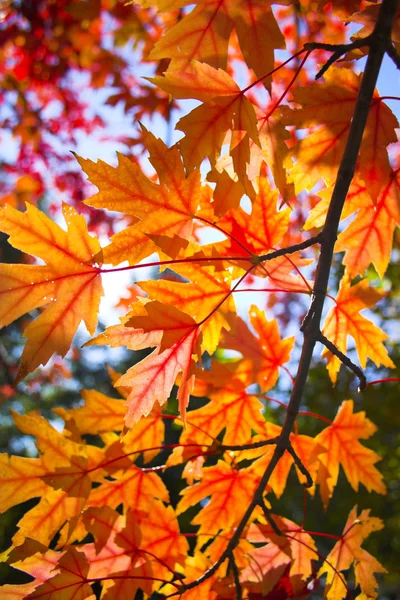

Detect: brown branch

[257,233,322,264]
[386,42,400,69]
[177,0,398,592]
[317,332,367,391]
[259,498,283,536]
[287,442,313,488]
[220,437,279,452]
[228,554,243,600]
[304,37,373,79]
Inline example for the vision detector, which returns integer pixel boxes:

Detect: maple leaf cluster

[1,0,399,598]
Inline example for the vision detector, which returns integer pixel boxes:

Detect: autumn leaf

[0,455,49,513]
[87,464,169,512]
[315,400,386,507]
[318,506,386,600]
[116,323,200,426]
[282,67,398,198]
[151,60,260,179]
[249,514,318,592]
[241,541,292,597]
[0,203,103,381]
[25,547,95,600]
[214,177,291,260]
[220,306,294,392]
[177,460,259,536]
[149,0,233,69]
[174,387,266,448]
[78,127,212,266]
[0,411,103,548]
[322,278,395,383]
[335,168,400,278]
[125,300,200,352]
[149,0,284,89]
[53,390,127,435]
[138,262,234,355]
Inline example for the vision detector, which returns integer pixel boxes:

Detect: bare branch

[220,437,279,452]
[259,498,283,536]
[257,233,322,264]
[317,332,367,391]
[304,36,372,79]
[287,442,313,488]
[386,42,400,69]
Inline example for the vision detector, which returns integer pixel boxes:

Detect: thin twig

[257,233,322,263]
[287,442,313,488]
[304,36,372,79]
[317,332,367,391]
[386,42,400,69]
[220,437,279,452]
[259,498,282,536]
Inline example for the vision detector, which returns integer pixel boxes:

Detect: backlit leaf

[0,203,103,381]
[322,278,395,383]
[318,506,386,600]
[315,400,386,507]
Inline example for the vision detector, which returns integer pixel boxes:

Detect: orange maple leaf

[336,168,400,278]
[2,543,60,599]
[248,515,318,594]
[215,177,291,259]
[115,303,202,425]
[87,464,169,512]
[54,389,165,464]
[322,278,395,383]
[0,203,103,381]
[221,306,294,392]
[25,547,95,600]
[149,0,284,91]
[78,127,212,266]
[151,60,260,180]
[2,411,102,548]
[83,507,154,599]
[177,460,259,536]
[282,66,398,198]
[315,400,386,507]
[139,262,234,355]
[175,387,267,448]
[241,541,292,597]
[318,505,386,600]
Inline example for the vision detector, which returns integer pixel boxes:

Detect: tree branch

[220,437,279,452]
[304,36,373,79]
[259,498,283,536]
[317,332,367,391]
[287,442,313,487]
[178,0,398,592]
[257,233,322,264]
[386,42,400,69]
[228,554,243,600]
